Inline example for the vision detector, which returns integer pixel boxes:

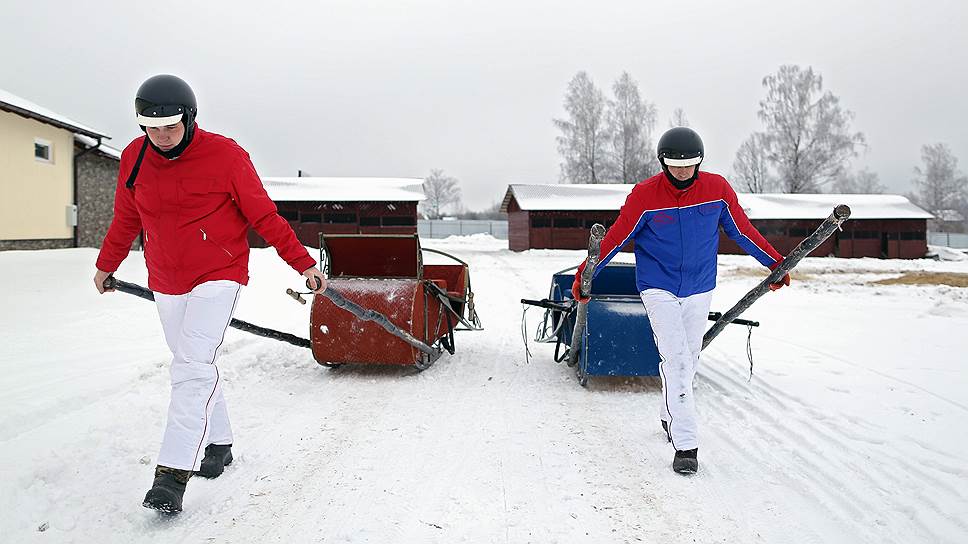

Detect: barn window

[553,217,580,228]
[788,227,810,237]
[324,213,356,224]
[839,231,853,240]
[900,231,925,240]
[531,217,551,228]
[853,231,878,239]
[382,216,416,226]
[300,212,322,223]
[360,216,380,226]
[585,218,608,228]
[278,209,298,221]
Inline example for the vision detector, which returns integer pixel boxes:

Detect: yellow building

[1,88,111,250]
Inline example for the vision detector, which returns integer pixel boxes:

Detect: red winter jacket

[96,127,316,295]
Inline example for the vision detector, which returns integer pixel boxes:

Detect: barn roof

[501,184,933,220]
[501,184,632,212]
[0,87,108,139]
[261,177,426,202]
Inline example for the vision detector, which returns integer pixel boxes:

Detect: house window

[34,138,53,163]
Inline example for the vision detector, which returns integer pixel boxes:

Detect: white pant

[641,288,713,451]
[154,280,240,471]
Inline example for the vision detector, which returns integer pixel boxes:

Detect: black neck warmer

[662,163,701,190]
[148,113,195,160]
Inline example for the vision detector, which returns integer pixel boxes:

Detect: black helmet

[135,74,197,129]
[657,127,704,167]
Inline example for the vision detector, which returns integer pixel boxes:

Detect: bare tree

[669,107,689,128]
[554,71,608,184]
[758,65,866,193]
[910,143,968,231]
[605,72,659,183]
[421,169,462,219]
[731,133,775,193]
[831,168,886,194]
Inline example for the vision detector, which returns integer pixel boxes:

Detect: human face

[667,165,697,181]
[145,122,185,152]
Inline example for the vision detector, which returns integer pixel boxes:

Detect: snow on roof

[0,87,108,139]
[261,177,426,202]
[501,184,633,212]
[502,184,933,220]
[74,134,121,160]
[738,194,933,220]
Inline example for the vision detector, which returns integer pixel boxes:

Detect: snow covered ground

[1,236,967,543]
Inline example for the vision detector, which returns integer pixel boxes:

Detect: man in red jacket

[93,75,327,513]
[573,127,790,475]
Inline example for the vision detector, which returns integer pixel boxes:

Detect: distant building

[1,88,120,250]
[251,177,426,248]
[501,184,933,259]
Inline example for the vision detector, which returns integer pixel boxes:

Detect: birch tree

[554,71,608,183]
[421,169,462,219]
[758,65,866,193]
[910,143,968,230]
[605,72,659,183]
[732,133,775,193]
[831,168,886,194]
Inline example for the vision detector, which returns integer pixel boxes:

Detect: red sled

[310,234,482,370]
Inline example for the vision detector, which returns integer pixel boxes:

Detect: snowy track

[2,238,967,543]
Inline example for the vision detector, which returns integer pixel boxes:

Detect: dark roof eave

[0,102,108,139]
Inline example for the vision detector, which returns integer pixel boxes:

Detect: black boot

[197,444,233,478]
[673,449,698,474]
[661,420,672,443]
[143,466,191,513]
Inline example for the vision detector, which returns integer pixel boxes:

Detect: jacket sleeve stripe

[593,209,651,276]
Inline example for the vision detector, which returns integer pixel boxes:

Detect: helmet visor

[661,155,703,167]
[137,104,186,127]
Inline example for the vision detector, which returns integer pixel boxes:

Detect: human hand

[94,269,114,294]
[768,262,791,291]
[302,267,327,293]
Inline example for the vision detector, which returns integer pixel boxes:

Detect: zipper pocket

[199,228,234,258]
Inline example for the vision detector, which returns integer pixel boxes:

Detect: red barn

[250,177,425,248]
[501,184,932,259]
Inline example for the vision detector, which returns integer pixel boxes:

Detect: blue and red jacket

[577,171,783,297]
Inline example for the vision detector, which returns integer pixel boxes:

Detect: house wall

[0,110,75,248]
[75,146,121,248]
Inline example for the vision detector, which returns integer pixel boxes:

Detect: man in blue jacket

[573,127,790,474]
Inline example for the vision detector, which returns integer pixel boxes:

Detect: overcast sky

[2,0,965,210]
